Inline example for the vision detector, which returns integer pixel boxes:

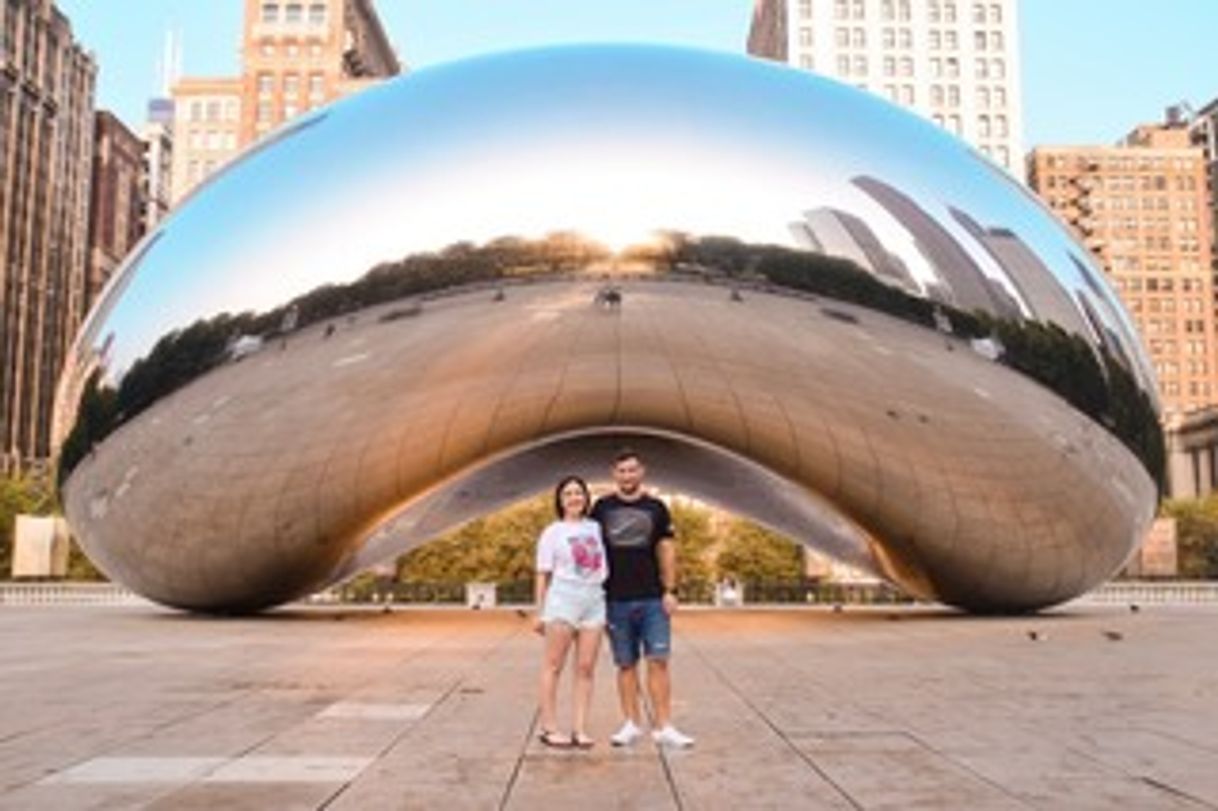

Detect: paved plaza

[1,603,1217,809]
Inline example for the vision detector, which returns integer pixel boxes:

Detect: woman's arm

[533,570,551,634]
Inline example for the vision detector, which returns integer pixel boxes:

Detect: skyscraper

[170,0,401,203]
[747,0,1023,174]
[1029,120,1215,419]
[0,0,96,473]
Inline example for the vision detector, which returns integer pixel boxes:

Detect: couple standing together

[533,449,695,750]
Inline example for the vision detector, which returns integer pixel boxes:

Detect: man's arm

[657,536,678,614]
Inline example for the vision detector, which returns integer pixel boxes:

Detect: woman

[534,475,607,749]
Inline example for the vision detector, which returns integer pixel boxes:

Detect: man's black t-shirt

[591,493,673,602]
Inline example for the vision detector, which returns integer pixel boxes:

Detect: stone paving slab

[1,604,1217,809]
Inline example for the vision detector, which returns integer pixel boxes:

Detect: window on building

[258,73,273,95]
[929,0,941,22]
[979,115,991,138]
[285,3,303,23]
[930,57,942,77]
[946,57,959,77]
[990,3,1002,23]
[996,145,1009,166]
[975,58,988,79]
[973,3,986,22]
[835,27,849,47]
[287,42,300,57]
[257,100,272,122]
[948,85,960,106]
[852,27,866,47]
[260,41,275,57]
[996,114,1008,137]
[882,0,895,19]
[975,31,987,50]
[882,27,896,48]
[834,0,848,19]
[949,114,961,134]
[284,74,300,97]
[931,84,944,106]
[799,0,813,19]
[945,2,957,22]
[929,30,941,49]
[308,3,326,24]
[884,84,898,101]
[991,31,1004,50]
[285,103,299,119]
[206,101,220,121]
[901,85,914,104]
[994,87,1007,107]
[884,56,896,76]
[977,86,990,108]
[800,54,815,69]
[853,55,868,74]
[933,113,945,127]
[945,30,958,49]
[991,58,1005,78]
[836,54,851,75]
[309,73,325,97]
[851,0,865,19]
[899,28,912,48]
[899,56,912,76]
[800,26,813,47]
[225,99,239,121]
[898,0,911,21]
[261,2,279,23]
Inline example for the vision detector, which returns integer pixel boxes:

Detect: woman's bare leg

[572,625,603,738]
[538,622,575,733]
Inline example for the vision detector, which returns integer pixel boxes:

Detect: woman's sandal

[538,729,571,748]
[571,733,595,750]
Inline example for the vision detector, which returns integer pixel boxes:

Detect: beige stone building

[747,0,1023,174]
[0,0,96,473]
[1029,122,1215,421]
[171,0,400,204]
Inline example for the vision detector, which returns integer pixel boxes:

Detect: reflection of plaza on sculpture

[54,46,1159,614]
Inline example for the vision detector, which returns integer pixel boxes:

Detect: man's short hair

[613,447,643,466]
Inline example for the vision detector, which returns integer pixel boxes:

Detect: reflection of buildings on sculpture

[948,207,1093,340]
[852,175,1021,319]
[170,0,401,202]
[790,208,920,294]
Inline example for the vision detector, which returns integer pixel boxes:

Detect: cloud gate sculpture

[55,46,1162,614]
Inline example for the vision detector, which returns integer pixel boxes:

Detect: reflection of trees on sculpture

[58,230,1163,492]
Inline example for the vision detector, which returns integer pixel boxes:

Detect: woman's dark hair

[553,475,592,519]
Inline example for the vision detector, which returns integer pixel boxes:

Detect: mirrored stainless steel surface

[55,45,1161,613]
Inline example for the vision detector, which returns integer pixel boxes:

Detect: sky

[55,1,1216,150]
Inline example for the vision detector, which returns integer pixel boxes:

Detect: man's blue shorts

[606,597,670,667]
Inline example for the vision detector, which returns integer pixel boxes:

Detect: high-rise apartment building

[0,0,96,473]
[171,0,400,203]
[1029,123,1215,420]
[87,112,146,314]
[1186,100,1218,268]
[747,0,1023,174]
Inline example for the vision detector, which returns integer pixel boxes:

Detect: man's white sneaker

[610,720,644,747]
[652,725,695,749]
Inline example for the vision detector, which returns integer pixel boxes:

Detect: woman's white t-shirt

[535,519,608,586]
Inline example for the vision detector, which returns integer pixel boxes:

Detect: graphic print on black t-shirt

[592,494,673,601]
[602,507,655,549]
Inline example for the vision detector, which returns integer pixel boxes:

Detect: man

[591,449,695,748]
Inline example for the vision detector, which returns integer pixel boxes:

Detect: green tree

[0,475,56,577]
[1161,497,1218,578]
[669,500,716,590]
[716,519,805,583]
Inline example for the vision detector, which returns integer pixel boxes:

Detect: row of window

[1150,360,1211,378]
[1042,154,1201,173]
[1148,338,1209,357]
[260,2,328,26]
[184,98,240,124]
[257,72,327,98]
[831,53,1007,81]
[822,0,1006,25]
[186,130,238,152]
[258,39,325,59]
[819,26,1005,52]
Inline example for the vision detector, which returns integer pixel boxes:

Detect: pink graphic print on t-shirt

[568,534,603,578]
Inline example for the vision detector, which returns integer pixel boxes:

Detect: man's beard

[617,481,641,495]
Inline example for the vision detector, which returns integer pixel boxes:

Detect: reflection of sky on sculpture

[83,45,1149,385]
